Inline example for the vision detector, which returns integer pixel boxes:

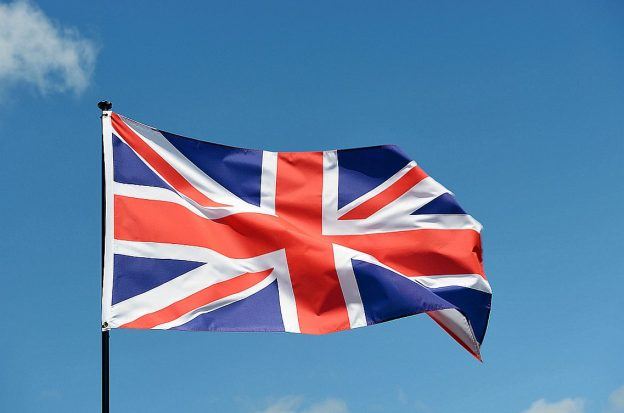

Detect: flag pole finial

[98,100,112,111]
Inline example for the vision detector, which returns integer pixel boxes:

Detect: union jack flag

[101,111,492,359]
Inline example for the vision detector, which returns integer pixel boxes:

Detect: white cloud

[304,399,348,413]
[256,396,348,413]
[521,398,585,413]
[395,387,430,412]
[257,396,303,413]
[608,385,624,413]
[0,0,96,96]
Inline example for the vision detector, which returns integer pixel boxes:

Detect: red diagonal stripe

[121,269,274,329]
[111,113,227,208]
[338,165,428,220]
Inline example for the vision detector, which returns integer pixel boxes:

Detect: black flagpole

[98,100,113,413]
[102,330,109,413]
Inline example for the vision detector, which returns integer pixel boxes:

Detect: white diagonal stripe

[113,181,269,220]
[116,115,269,219]
[109,242,282,327]
[120,116,238,204]
[336,161,418,217]
[153,272,278,330]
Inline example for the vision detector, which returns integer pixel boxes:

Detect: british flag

[101,111,492,359]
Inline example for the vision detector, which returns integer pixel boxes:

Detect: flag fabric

[101,111,492,359]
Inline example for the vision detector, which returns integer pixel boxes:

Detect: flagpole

[98,100,113,413]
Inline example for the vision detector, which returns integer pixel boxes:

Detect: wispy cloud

[608,385,624,413]
[521,398,585,413]
[255,396,348,413]
[396,387,430,412]
[0,0,96,96]
[521,384,624,413]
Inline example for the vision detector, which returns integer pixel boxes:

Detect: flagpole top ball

[97,101,112,111]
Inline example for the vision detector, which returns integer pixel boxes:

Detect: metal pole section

[98,100,113,413]
[102,330,109,413]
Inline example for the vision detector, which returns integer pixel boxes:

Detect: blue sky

[0,1,622,412]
